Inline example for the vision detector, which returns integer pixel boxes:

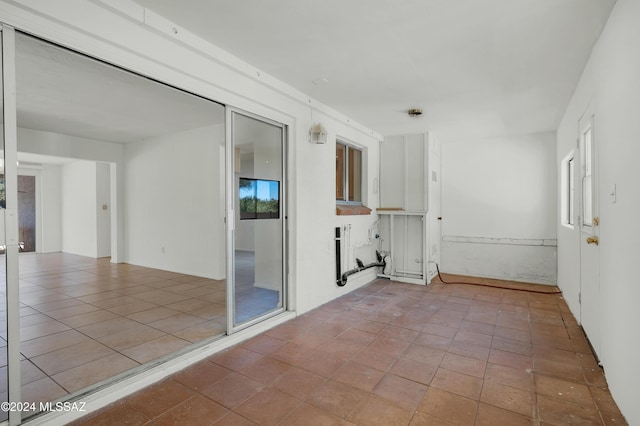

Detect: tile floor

[235,250,281,324]
[75,275,627,425]
[0,253,228,408]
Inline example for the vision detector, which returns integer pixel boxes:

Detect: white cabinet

[378,133,441,284]
[380,133,428,211]
[378,211,427,285]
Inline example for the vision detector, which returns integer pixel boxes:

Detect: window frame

[560,150,576,229]
[581,120,594,232]
[336,139,364,205]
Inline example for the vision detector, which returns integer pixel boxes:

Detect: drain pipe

[339,251,386,287]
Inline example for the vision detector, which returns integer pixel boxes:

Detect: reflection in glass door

[1,25,21,425]
[0,26,8,424]
[229,112,285,329]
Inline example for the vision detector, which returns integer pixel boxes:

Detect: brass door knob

[586,236,599,245]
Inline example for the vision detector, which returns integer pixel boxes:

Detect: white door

[579,113,601,360]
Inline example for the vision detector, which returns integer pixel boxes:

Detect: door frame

[225,107,288,334]
[578,110,601,361]
[2,24,23,426]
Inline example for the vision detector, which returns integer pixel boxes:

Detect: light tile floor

[75,275,628,425]
[0,253,228,411]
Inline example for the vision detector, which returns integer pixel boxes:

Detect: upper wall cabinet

[380,133,428,211]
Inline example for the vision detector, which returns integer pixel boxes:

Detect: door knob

[586,236,599,245]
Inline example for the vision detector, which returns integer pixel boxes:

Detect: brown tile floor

[0,253,227,406]
[74,276,627,425]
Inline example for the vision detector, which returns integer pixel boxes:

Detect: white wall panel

[61,160,98,257]
[124,124,225,279]
[557,1,640,422]
[441,132,557,284]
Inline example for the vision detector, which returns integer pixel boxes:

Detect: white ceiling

[133,0,616,139]
[14,33,225,144]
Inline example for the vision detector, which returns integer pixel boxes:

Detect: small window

[561,152,575,228]
[336,141,362,203]
[581,125,593,228]
[567,157,575,226]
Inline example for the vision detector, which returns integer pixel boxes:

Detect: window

[561,152,576,228]
[336,141,362,203]
[239,178,280,220]
[567,157,575,226]
[561,153,575,228]
[582,124,593,228]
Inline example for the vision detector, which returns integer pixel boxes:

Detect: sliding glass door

[2,25,21,425]
[0,26,8,424]
[228,111,286,330]
[0,27,230,423]
[0,22,288,424]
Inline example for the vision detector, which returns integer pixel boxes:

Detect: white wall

[441,133,557,284]
[18,126,125,260]
[124,124,226,279]
[22,161,108,257]
[235,154,255,251]
[252,123,283,291]
[39,164,62,253]
[296,110,380,313]
[557,1,640,423]
[61,160,98,257]
[0,0,382,315]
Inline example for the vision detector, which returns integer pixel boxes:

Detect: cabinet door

[380,136,405,208]
[380,134,427,210]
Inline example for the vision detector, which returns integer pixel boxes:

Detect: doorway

[17,175,35,252]
[579,112,600,360]
[229,111,286,330]
[0,174,37,253]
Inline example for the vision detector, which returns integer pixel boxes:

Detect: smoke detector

[407,108,423,117]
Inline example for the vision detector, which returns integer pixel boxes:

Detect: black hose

[434,263,561,295]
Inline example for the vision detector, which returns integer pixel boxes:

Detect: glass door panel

[230,112,285,328]
[1,25,21,425]
[0,27,8,424]
[10,31,227,416]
